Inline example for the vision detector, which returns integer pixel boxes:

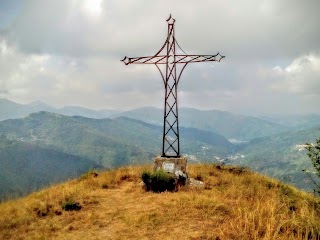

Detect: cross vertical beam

[121,15,224,158]
[163,16,180,157]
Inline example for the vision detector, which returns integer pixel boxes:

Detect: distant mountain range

[113,107,291,140]
[0,111,232,199]
[0,98,319,198]
[2,98,320,139]
[0,98,120,121]
[259,113,320,129]
[4,98,320,140]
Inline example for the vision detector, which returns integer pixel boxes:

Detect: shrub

[61,198,82,211]
[305,135,320,194]
[142,170,177,193]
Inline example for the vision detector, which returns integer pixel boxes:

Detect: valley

[0,98,320,199]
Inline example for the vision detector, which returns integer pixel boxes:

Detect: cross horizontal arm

[175,53,224,64]
[121,52,224,65]
[121,56,167,65]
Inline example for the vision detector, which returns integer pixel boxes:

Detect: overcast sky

[0,0,319,115]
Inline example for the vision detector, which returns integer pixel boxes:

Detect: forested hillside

[0,112,232,199]
[234,126,320,191]
[0,135,101,200]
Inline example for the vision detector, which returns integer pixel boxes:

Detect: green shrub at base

[142,170,176,192]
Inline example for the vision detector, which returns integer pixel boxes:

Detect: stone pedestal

[151,156,205,190]
[153,156,188,174]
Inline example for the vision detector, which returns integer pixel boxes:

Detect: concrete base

[153,156,188,174]
[149,156,205,190]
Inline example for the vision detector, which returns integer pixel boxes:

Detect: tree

[305,136,320,194]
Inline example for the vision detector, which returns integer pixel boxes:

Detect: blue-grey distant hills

[110,108,320,140]
[0,111,232,200]
[2,98,320,141]
[1,98,320,197]
[0,98,120,121]
[111,107,291,140]
[259,113,320,129]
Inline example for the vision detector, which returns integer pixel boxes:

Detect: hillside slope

[0,164,319,239]
[112,107,288,140]
[0,112,232,199]
[0,112,232,165]
[0,135,102,200]
[235,126,320,191]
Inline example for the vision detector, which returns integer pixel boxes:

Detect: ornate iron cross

[121,15,224,158]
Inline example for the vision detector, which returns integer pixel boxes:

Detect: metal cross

[121,15,224,158]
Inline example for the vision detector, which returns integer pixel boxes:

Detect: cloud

[4,0,320,59]
[0,0,319,114]
[0,38,164,108]
[0,39,58,101]
[271,54,320,95]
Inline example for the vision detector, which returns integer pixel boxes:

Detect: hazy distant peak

[27,111,64,119]
[0,98,22,106]
[26,100,50,107]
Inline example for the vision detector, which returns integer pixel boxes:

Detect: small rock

[189,178,205,188]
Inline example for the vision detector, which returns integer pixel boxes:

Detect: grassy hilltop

[0,164,319,239]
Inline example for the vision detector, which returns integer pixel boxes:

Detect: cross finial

[166,14,175,25]
[121,56,130,65]
[217,53,225,62]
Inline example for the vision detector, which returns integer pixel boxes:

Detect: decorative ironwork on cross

[121,15,224,158]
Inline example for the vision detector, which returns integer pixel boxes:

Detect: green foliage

[306,134,320,193]
[306,139,320,178]
[142,170,176,193]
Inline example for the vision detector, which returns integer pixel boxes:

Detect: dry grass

[0,164,319,240]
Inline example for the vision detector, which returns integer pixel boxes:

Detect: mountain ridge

[2,98,320,140]
[0,99,119,121]
[0,112,232,199]
[1,99,320,197]
[0,164,319,239]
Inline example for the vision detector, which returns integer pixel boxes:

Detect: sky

[0,0,319,115]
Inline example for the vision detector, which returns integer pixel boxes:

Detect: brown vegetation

[0,164,319,239]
